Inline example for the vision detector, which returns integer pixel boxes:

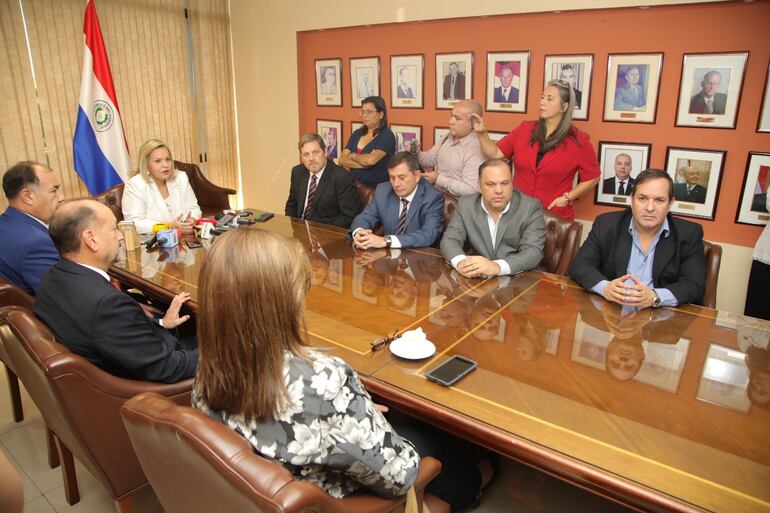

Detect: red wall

[297,2,770,247]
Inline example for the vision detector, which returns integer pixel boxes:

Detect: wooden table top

[110,212,770,513]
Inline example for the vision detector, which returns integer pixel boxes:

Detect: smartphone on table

[426,355,477,387]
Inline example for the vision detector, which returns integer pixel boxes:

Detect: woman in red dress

[473,79,600,220]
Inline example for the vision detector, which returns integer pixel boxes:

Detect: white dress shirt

[450,200,512,276]
[122,172,202,234]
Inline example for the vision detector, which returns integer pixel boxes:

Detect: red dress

[496,121,600,220]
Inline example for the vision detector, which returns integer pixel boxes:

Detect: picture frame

[736,151,770,226]
[675,52,748,129]
[486,51,530,113]
[757,59,770,133]
[433,127,449,147]
[544,54,594,120]
[390,54,424,109]
[315,58,342,107]
[696,343,751,414]
[391,124,422,153]
[436,52,473,109]
[664,146,726,220]
[595,141,652,208]
[316,119,342,161]
[349,57,380,108]
[633,338,690,393]
[352,263,379,305]
[603,53,663,123]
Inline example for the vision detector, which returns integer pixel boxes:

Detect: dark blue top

[0,207,60,294]
[345,127,396,187]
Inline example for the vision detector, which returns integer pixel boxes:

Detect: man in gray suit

[440,159,546,278]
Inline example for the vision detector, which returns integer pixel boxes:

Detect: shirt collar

[629,216,670,239]
[73,262,111,282]
[309,164,326,181]
[450,130,475,146]
[17,209,48,228]
[480,197,511,218]
[399,183,419,204]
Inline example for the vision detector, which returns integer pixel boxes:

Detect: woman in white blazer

[122,139,202,234]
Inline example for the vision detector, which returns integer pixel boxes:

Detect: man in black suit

[570,169,705,308]
[443,62,466,101]
[558,64,582,109]
[673,166,707,204]
[34,199,198,383]
[601,153,635,196]
[285,133,362,228]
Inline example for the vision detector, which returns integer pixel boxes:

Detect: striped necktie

[303,174,317,220]
[395,198,409,235]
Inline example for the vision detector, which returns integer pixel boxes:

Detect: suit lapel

[652,216,676,283]
[403,181,425,229]
[474,198,496,256]
[614,214,633,278]
[297,171,310,212]
[538,140,567,171]
[312,168,331,210]
[493,192,517,252]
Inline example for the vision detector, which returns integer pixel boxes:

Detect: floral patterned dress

[192,350,420,499]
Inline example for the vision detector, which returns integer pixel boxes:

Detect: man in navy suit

[0,161,63,294]
[349,152,444,249]
[493,67,519,103]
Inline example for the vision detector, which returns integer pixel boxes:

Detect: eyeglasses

[360,109,377,116]
[370,330,398,352]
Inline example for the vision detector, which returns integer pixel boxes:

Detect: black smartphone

[255,212,274,222]
[426,355,477,387]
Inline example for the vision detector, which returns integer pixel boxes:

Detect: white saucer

[389,337,436,360]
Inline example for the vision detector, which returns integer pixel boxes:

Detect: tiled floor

[1,364,630,512]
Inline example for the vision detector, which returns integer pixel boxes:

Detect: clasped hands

[352,229,387,250]
[457,255,500,279]
[602,274,656,308]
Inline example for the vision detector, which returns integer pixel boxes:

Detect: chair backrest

[0,277,35,372]
[121,392,422,513]
[441,192,458,233]
[540,210,583,276]
[173,160,235,215]
[701,241,722,309]
[0,306,192,500]
[354,179,376,208]
[93,184,126,222]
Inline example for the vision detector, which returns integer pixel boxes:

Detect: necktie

[618,181,626,195]
[705,100,713,114]
[303,174,317,220]
[395,198,409,235]
[450,76,456,99]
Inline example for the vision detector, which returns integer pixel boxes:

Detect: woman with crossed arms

[473,79,600,220]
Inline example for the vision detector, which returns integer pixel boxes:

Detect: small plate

[389,337,436,360]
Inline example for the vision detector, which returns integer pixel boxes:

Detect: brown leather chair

[122,392,450,513]
[93,161,236,222]
[441,192,458,233]
[0,306,193,511]
[539,210,583,276]
[700,241,722,309]
[0,277,34,423]
[354,179,376,208]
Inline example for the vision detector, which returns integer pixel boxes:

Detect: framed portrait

[697,344,751,414]
[664,146,726,220]
[316,119,342,161]
[603,53,663,123]
[634,338,690,393]
[736,151,770,226]
[486,51,530,113]
[595,141,652,208]
[488,131,507,143]
[675,52,748,129]
[315,58,342,106]
[433,127,449,147]
[352,264,379,305]
[544,54,593,120]
[349,57,380,108]
[436,52,473,110]
[571,312,610,370]
[757,60,770,133]
[391,124,422,153]
[390,54,424,109]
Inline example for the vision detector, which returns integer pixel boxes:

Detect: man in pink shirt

[416,100,485,197]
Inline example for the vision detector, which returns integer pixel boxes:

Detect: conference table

[110,212,770,513]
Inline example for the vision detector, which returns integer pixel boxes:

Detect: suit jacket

[397,84,414,99]
[349,179,445,248]
[122,172,202,234]
[284,160,362,228]
[569,210,705,306]
[613,84,646,110]
[602,176,635,195]
[443,73,466,100]
[493,86,519,103]
[0,207,59,295]
[440,190,546,274]
[689,92,727,115]
[34,260,198,383]
[673,183,707,204]
[572,87,583,108]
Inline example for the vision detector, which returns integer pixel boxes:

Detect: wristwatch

[651,289,662,308]
[384,236,392,248]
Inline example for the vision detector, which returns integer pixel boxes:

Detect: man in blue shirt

[569,169,706,308]
[0,161,63,294]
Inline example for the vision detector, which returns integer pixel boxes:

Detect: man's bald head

[49,199,102,255]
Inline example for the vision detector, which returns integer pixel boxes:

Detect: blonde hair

[196,229,312,420]
[131,138,178,182]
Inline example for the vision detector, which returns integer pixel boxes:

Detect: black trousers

[394,421,482,511]
[745,260,770,321]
